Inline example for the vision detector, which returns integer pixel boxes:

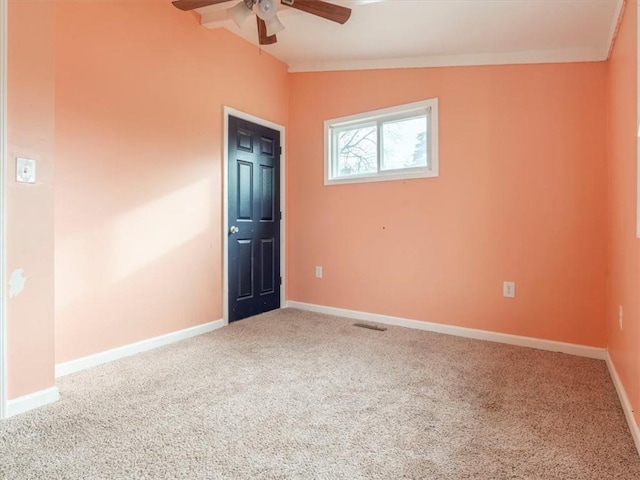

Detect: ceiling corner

[605,0,627,60]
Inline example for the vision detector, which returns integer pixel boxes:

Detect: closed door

[228,115,281,322]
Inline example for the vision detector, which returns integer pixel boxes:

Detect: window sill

[324,168,439,186]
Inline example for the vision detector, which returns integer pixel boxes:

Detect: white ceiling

[194,0,625,72]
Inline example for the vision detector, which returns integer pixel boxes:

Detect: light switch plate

[16,157,36,184]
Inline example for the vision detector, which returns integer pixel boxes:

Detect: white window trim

[324,98,439,186]
[0,0,8,419]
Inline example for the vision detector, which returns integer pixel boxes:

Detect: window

[324,98,438,185]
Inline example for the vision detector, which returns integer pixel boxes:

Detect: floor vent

[353,323,387,332]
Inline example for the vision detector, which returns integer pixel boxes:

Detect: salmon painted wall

[54,1,288,363]
[7,1,56,399]
[288,63,608,347]
[606,0,639,426]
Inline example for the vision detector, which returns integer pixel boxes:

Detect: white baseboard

[606,351,640,456]
[6,386,60,418]
[287,301,606,360]
[55,319,225,378]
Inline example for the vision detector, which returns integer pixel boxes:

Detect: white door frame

[0,0,9,419]
[222,106,286,325]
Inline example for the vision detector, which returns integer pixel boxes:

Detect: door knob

[229,226,239,234]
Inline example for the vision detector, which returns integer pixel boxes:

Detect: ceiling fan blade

[172,0,234,11]
[282,0,351,24]
[257,17,278,45]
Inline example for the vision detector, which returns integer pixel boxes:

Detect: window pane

[381,116,427,171]
[335,125,378,177]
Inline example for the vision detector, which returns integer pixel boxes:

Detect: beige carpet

[1,308,638,479]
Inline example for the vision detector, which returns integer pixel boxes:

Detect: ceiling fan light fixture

[228,0,253,28]
[254,0,278,21]
[265,15,285,36]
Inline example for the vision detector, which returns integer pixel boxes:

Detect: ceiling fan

[172,0,352,45]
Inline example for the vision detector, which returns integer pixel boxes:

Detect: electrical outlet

[16,157,36,183]
[503,281,515,298]
[619,305,624,331]
[315,266,323,279]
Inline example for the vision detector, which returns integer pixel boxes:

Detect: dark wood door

[228,116,281,322]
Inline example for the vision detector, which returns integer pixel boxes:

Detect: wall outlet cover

[618,305,623,331]
[503,281,516,298]
[16,157,36,183]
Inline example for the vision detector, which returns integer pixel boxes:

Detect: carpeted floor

[1,308,639,479]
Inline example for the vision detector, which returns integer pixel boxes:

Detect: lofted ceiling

[190,0,625,72]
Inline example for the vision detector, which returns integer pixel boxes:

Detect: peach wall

[606,0,639,426]
[5,0,630,416]
[7,0,56,399]
[54,1,288,363]
[288,63,608,347]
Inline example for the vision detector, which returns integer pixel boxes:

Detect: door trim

[1,0,8,419]
[222,107,286,325]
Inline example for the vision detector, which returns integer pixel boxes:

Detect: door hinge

[280,276,282,285]
[278,145,282,155]
[279,211,282,220]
